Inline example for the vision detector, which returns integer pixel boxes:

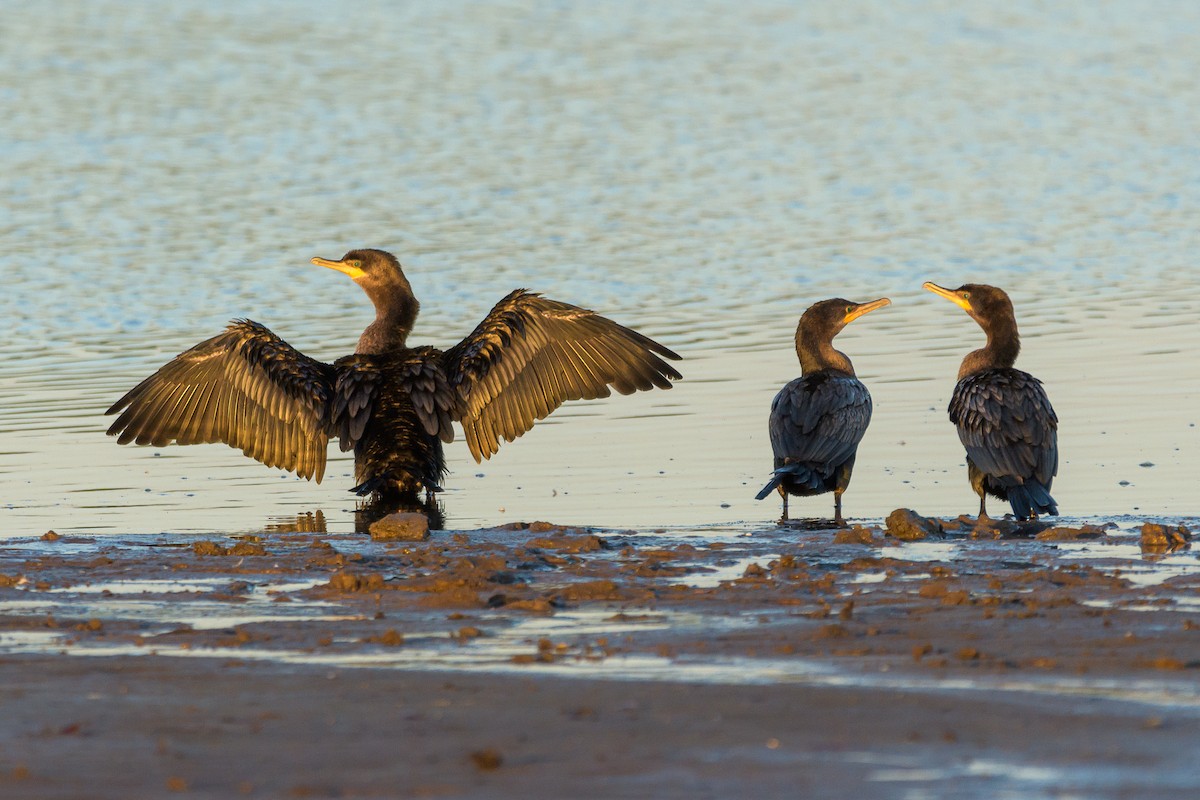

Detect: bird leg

[833,490,847,528]
[777,484,789,523]
[977,494,989,521]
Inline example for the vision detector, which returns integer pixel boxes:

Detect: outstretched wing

[106,320,336,481]
[441,290,682,461]
[948,368,1058,486]
[768,373,872,469]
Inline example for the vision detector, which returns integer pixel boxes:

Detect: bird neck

[959,317,1020,379]
[356,287,420,354]
[797,336,854,376]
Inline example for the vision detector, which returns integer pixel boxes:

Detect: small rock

[192,540,227,556]
[885,509,941,541]
[469,749,503,770]
[327,571,386,592]
[369,512,430,541]
[1140,523,1191,549]
[363,629,404,646]
[41,530,60,541]
[833,526,878,545]
[813,623,850,639]
[1035,525,1107,541]
[525,534,606,552]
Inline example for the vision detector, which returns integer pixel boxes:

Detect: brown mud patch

[0,512,1197,797]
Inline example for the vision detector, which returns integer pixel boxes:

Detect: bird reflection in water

[261,500,446,535]
[264,510,328,534]
[353,496,445,533]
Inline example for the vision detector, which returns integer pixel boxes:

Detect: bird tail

[754,464,823,500]
[1007,482,1058,519]
[349,474,444,499]
[754,474,782,501]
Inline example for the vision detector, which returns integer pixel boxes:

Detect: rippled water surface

[3,0,1200,535]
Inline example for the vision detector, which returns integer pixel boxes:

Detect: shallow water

[3,0,1200,535]
[1,521,1196,702]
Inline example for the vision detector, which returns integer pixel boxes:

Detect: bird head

[800,297,892,339]
[312,248,406,288]
[922,282,1014,329]
[311,249,419,341]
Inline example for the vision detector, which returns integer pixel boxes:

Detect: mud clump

[500,521,575,534]
[885,509,941,541]
[833,526,879,545]
[327,571,386,593]
[469,749,503,770]
[555,580,627,602]
[1140,523,1191,550]
[525,533,607,553]
[369,513,430,542]
[1035,525,1108,542]
[362,629,405,646]
[491,596,555,613]
[192,541,267,557]
[417,587,484,609]
[813,623,850,640]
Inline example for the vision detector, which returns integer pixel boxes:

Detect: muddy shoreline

[0,514,1197,797]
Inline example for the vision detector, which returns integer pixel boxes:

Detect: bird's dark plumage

[755,297,890,526]
[106,248,682,508]
[924,282,1059,520]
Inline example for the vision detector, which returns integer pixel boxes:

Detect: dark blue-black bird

[106,249,682,507]
[924,281,1058,521]
[755,297,890,525]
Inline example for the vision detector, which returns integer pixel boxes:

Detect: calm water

[3,0,1200,535]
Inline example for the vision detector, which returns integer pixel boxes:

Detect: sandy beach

[1,516,1196,798]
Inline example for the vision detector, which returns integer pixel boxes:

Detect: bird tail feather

[754,464,823,500]
[1007,482,1058,519]
[754,474,782,501]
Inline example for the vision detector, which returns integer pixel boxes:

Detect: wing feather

[442,291,681,462]
[106,320,335,481]
[948,368,1058,488]
[767,373,872,473]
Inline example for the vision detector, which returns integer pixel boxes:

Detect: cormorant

[754,297,891,525]
[106,249,682,508]
[923,282,1058,520]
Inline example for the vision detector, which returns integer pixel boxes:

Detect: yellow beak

[312,256,366,280]
[923,282,971,312]
[844,297,891,324]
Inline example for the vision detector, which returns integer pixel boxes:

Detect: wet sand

[1,515,1197,798]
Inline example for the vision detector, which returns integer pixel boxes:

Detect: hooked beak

[844,297,891,324]
[312,256,366,280]
[923,282,971,312]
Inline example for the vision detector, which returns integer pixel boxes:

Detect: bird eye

[961,291,970,299]
[845,306,854,315]
[350,260,363,269]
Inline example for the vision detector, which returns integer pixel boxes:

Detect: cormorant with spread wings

[106,249,682,506]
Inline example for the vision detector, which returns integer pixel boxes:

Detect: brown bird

[106,249,682,507]
[924,281,1058,520]
[755,297,890,525]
